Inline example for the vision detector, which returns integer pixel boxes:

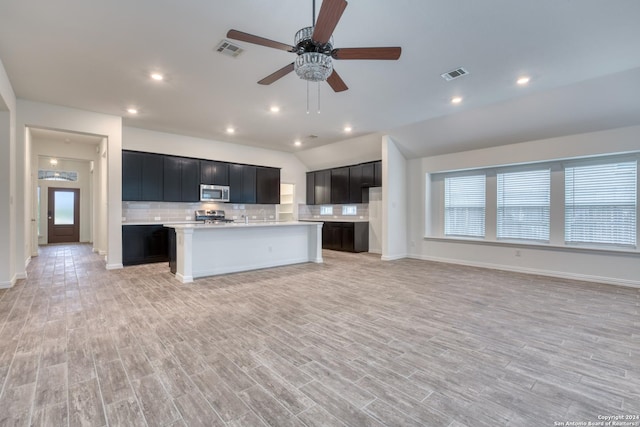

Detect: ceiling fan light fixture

[295,52,333,82]
[293,26,333,82]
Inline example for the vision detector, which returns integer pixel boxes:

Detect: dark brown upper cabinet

[200,160,229,185]
[256,167,281,204]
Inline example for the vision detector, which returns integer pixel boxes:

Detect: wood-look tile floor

[0,244,639,426]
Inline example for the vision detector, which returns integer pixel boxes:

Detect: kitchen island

[165,221,323,283]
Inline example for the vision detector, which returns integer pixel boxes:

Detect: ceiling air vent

[215,40,244,57]
[441,67,469,81]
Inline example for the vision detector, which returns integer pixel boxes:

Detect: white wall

[16,100,122,271]
[294,133,383,171]
[123,126,309,208]
[382,136,407,260]
[407,125,640,287]
[0,58,17,287]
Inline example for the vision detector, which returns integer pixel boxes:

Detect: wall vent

[441,67,469,81]
[215,40,244,57]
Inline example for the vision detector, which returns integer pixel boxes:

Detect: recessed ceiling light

[226,127,235,134]
[150,73,164,81]
[270,106,280,113]
[344,126,352,133]
[127,108,138,114]
[517,76,531,85]
[294,140,302,146]
[451,96,463,104]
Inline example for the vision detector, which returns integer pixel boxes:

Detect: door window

[54,191,75,225]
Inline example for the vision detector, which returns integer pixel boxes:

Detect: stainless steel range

[194,209,235,224]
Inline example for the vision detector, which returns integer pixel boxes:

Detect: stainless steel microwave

[200,184,230,202]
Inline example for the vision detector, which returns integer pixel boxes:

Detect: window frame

[563,157,637,249]
[429,153,640,254]
[496,168,551,242]
[443,173,487,238]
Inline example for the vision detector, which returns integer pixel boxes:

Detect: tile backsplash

[122,201,277,223]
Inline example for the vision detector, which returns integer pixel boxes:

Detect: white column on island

[310,223,323,263]
[176,227,194,283]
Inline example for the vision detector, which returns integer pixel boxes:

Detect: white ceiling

[1,0,640,157]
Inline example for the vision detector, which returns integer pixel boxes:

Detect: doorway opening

[29,127,106,253]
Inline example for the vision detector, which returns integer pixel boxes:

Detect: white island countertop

[166,220,322,229]
[164,221,323,283]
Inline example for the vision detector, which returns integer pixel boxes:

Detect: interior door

[47,187,80,243]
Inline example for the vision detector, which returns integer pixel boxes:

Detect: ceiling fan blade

[311,0,348,45]
[326,70,348,92]
[258,63,295,85]
[332,47,402,60]
[227,29,295,52]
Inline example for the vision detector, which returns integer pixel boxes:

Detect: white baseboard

[381,253,408,261]
[0,274,17,289]
[176,273,193,284]
[25,256,31,268]
[16,271,27,280]
[98,250,107,256]
[408,253,640,289]
[105,263,123,270]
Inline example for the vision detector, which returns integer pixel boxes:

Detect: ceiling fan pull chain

[312,0,316,26]
[306,80,310,114]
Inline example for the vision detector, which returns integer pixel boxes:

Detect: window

[342,205,357,216]
[444,174,486,237]
[497,169,550,241]
[320,206,333,215]
[38,169,78,181]
[565,160,637,247]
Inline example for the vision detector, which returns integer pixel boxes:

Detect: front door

[47,187,80,244]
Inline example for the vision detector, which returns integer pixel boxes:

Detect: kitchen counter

[164,221,323,283]
[169,220,322,229]
[123,221,203,226]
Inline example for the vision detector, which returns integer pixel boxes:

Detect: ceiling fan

[226,0,402,92]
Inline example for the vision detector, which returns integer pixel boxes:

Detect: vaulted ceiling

[1,0,639,157]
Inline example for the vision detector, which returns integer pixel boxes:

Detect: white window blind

[497,169,550,241]
[444,174,486,237]
[565,160,637,247]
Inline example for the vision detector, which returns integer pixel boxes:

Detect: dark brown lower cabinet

[122,225,169,266]
[322,222,369,253]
